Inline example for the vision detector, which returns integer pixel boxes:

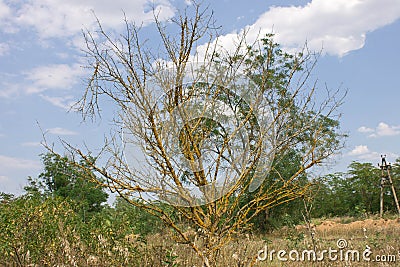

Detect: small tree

[50,3,345,265]
[347,161,381,214]
[312,161,396,218]
[27,153,108,218]
[312,172,353,217]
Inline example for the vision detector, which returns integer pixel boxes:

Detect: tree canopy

[26,153,108,216]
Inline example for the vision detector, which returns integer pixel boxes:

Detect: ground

[138,215,400,266]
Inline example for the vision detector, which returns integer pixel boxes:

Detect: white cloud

[358,122,400,138]
[258,0,400,56]
[348,145,370,156]
[1,64,87,97]
[0,0,18,33]
[40,94,76,110]
[374,122,400,137]
[2,0,398,59]
[0,155,41,170]
[198,0,400,57]
[0,0,11,21]
[360,151,398,162]
[14,0,175,39]
[46,127,79,136]
[0,42,9,56]
[358,126,374,133]
[0,82,20,98]
[348,145,398,162]
[25,63,87,94]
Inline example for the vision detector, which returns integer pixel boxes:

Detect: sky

[1,0,400,195]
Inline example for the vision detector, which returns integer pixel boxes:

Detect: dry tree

[49,2,345,266]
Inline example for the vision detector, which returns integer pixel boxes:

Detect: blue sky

[1,0,400,194]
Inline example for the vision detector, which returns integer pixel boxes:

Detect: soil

[315,218,400,232]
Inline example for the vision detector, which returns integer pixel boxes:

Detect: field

[134,215,400,266]
[3,192,400,266]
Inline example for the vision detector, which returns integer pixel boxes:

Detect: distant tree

[27,153,108,216]
[311,161,394,218]
[113,197,163,236]
[347,161,381,214]
[389,158,400,190]
[312,172,354,217]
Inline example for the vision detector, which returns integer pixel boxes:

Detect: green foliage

[347,161,381,214]
[247,149,309,232]
[2,150,398,265]
[312,172,354,217]
[0,193,155,266]
[0,152,168,265]
[285,230,305,249]
[229,35,345,232]
[164,249,179,267]
[251,157,400,227]
[114,197,163,236]
[0,194,80,265]
[27,153,108,217]
[312,159,400,218]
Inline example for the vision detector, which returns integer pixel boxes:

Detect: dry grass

[136,216,400,266]
[3,215,398,266]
